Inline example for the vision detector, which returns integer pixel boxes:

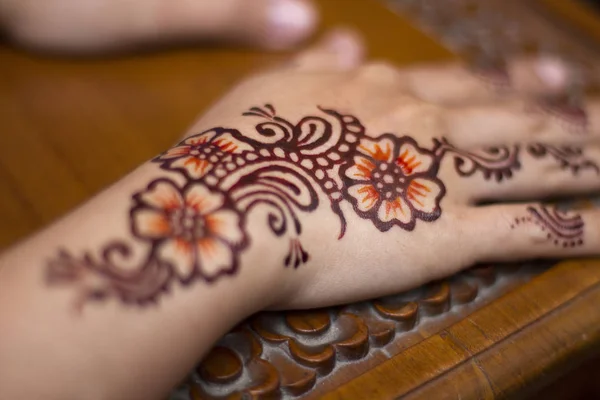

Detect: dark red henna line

[433,138,521,182]
[510,205,584,248]
[47,104,449,309]
[526,143,599,175]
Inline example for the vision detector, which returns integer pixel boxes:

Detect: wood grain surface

[2,0,600,399]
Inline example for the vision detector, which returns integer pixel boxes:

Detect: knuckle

[358,61,402,82]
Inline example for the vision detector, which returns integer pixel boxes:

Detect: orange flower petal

[197,238,234,277]
[184,184,224,215]
[185,130,216,146]
[345,156,375,181]
[406,178,442,213]
[205,210,243,245]
[161,145,191,159]
[160,238,195,280]
[378,197,412,224]
[358,137,394,162]
[132,209,171,239]
[171,156,213,179]
[212,133,254,154]
[395,143,433,176]
[140,180,183,210]
[348,184,379,212]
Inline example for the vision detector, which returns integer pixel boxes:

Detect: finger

[402,56,572,105]
[286,28,365,71]
[465,203,599,262]
[10,0,318,53]
[444,96,600,148]
[437,140,600,203]
[147,0,319,50]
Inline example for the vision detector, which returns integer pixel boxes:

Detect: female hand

[3,29,599,400]
[48,30,600,312]
[0,0,316,53]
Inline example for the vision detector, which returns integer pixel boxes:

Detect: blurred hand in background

[0,0,318,53]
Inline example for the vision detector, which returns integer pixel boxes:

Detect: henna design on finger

[510,205,584,247]
[432,138,521,182]
[437,139,597,182]
[526,143,600,175]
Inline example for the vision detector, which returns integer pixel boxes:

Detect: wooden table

[2,0,600,399]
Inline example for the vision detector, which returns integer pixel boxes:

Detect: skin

[0,0,318,53]
[1,30,600,400]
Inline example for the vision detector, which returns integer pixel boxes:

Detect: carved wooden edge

[316,259,600,399]
[182,264,544,399]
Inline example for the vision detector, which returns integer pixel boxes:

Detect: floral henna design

[342,135,445,231]
[154,128,253,179]
[130,179,247,283]
[46,103,592,309]
[46,104,400,307]
[511,205,585,248]
[526,143,600,175]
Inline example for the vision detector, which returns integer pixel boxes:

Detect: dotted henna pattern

[45,105,450,307]
[45,104,591,309]
[511,205,585,248]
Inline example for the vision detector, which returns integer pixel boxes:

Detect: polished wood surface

[2,0,600,399]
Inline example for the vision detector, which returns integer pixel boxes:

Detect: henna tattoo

[526,143,600,175]
[433,138,521,182]
[436,139,598,182]
[342,135,445,231]
[45,102,593,309]
[48,104,449,308]
[511,205,584,248]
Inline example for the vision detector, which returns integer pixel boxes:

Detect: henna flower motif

[132,179,246,282]
[343,135,445,231]
[154,129,253,179]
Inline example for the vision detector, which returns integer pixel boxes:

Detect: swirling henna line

[228,164,320,207]
[240,196,293,236]
[329,199,347,239]
[48,104,455,310]
[255,121,294,144]
[511,205,585,247]
[47,245,173,307]
[235,189,301,235]
[433,138,521,182]
[294,116,333,149]
[526,143,600,175]
[527,206,584,239]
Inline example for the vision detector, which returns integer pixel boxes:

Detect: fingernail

[269,0,316,38]
[535,56,570,89]
[322,29,365,68]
